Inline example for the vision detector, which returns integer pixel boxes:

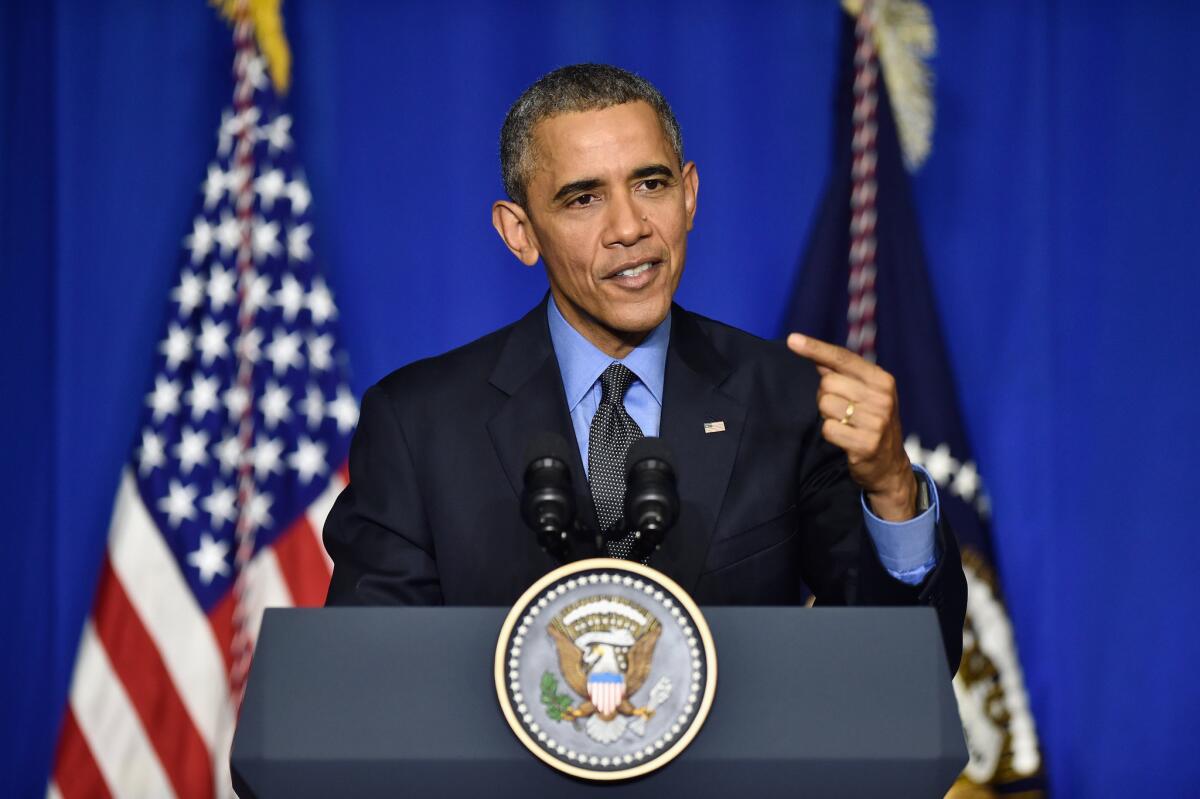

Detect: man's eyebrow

[551,164,677,204]
[631,164,676,180]
[552,178,603,204]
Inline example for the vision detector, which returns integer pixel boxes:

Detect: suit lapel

[651,307,746,591]
[486,300,600,540]
[485,301,744,579]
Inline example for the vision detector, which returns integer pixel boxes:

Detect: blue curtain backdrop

[2,1,1198,795]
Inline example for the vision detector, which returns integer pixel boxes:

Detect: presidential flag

[783,2,1047,793]
[48,6,354,797]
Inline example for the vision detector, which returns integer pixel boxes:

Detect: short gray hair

[500,64,685,208]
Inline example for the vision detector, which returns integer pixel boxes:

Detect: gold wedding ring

[839,402,855,425]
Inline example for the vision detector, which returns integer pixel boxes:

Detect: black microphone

[521,432,577,559]
[623,437,679,559]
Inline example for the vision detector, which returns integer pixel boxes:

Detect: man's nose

[604,192,650,247]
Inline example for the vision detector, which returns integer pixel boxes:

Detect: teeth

[616,262,654,278]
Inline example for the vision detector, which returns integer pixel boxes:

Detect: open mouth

[614,262,656,278]
[606,259,661,282]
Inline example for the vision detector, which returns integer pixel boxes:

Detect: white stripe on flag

[212,705,238,799]
[107,468,228,750]
[241,546,294,646]
[70,622,176,798]
[306,471,343,571]
[206,538,300,798]
[46,781,62,799]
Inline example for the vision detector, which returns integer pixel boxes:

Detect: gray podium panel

[232,607,965,798]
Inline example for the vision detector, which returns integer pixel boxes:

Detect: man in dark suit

[324,64,966,669]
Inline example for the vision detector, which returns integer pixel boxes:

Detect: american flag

[47,16,355,799]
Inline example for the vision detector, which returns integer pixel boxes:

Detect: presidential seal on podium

[495,558,717,780]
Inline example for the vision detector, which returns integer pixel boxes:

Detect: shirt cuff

[861,464,940,585]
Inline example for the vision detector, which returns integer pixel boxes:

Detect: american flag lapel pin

[703,420,726,434]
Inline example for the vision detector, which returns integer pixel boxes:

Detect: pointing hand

[787,333,917,521]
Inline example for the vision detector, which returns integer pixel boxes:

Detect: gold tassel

[211,0,292,95]
[842,0,936,171]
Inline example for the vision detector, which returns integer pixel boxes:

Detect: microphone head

[623,437,679,552]
[523,431,573,471]
[521,431,577,559]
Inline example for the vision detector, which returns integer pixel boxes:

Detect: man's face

[517,101,698,355]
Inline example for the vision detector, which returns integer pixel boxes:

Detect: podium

[231,607,965,798]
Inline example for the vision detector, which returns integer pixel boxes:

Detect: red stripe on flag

[91,558,215,799]
[53,707,113,799]
[271,517,332,606]
[208,590,236,680]
[337,462,350,485]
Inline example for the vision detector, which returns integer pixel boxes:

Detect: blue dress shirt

[546,296,938,584]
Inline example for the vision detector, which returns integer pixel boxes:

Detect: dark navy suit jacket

[323,300,966,670]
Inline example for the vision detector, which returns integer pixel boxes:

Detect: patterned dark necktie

[588,362,644,559]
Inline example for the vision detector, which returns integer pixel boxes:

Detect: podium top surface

[233,606,965,798]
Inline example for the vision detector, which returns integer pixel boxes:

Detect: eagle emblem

[495,560,716,779]
[546,597,670,743]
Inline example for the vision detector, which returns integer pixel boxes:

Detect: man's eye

[643,179,664,191]
[570,194,597,207]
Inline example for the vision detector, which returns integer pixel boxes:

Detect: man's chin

[604,302,671,336]
[553,288,673,352]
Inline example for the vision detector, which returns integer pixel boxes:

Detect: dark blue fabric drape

[2,2,1197,795]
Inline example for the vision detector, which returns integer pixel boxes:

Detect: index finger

[786,333,877,381]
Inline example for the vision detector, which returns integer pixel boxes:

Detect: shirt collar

[547,294,670,411]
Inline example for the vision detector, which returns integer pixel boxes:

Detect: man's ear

[492,200,541,266]
[681,161,699,232]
